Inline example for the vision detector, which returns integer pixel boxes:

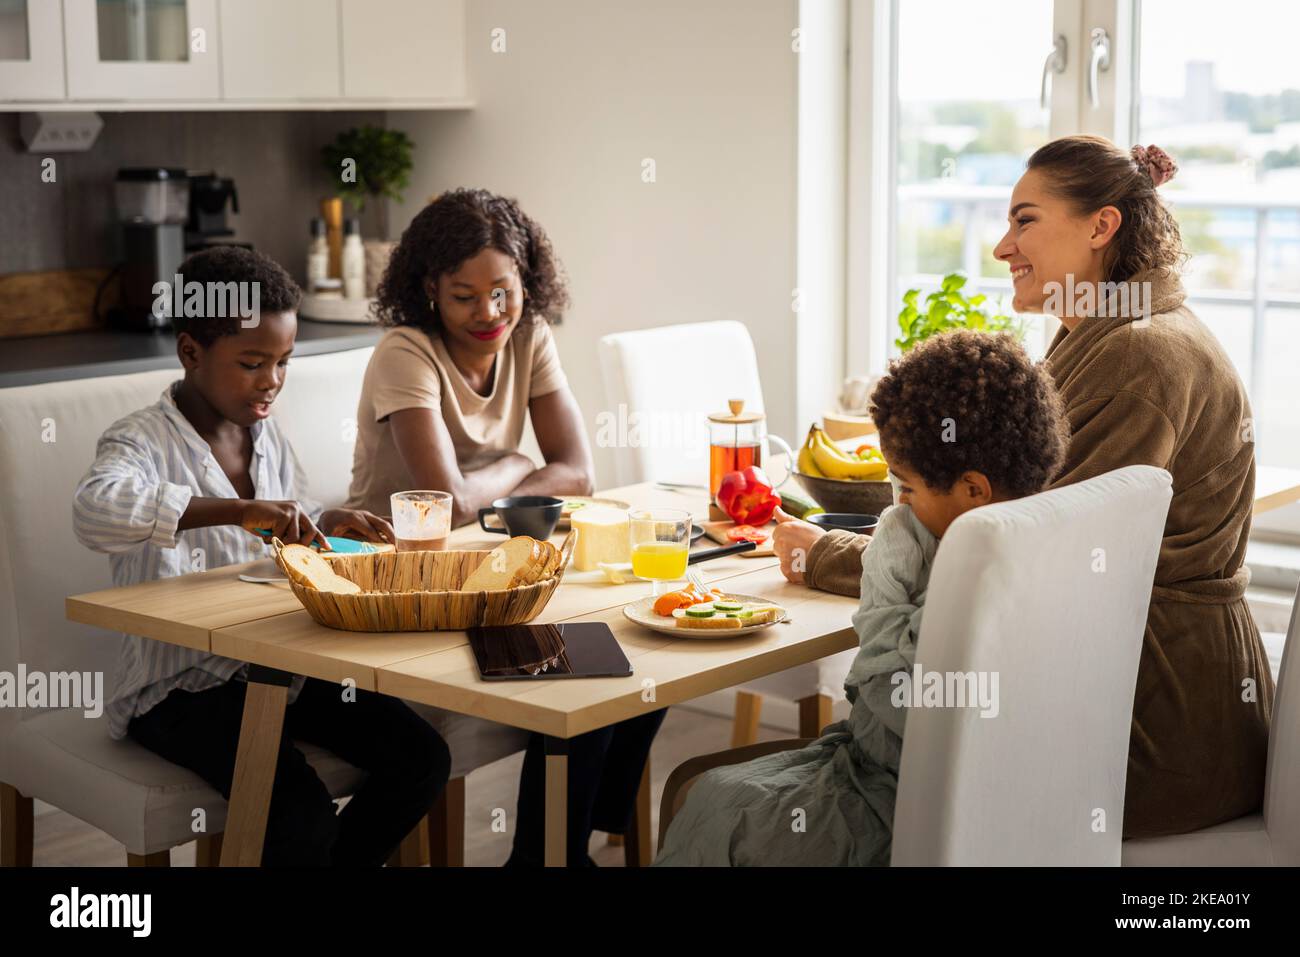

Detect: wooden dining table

[66,481,860,867]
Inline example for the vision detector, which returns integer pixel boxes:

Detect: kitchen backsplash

[0,110,390,290]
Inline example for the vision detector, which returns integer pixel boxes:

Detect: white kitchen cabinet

[219,0,340,101]
[1,0,468,109]
[341,0,465,101]
[64,0,220,101]
[0,0,67,100]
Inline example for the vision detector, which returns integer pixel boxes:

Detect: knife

[687,540,757,564]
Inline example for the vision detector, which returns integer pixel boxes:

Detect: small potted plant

[321,125,415,296]
[895,272,1024,351]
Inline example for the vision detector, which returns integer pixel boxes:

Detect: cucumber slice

[683,603,717,618]
[713,600,744,613]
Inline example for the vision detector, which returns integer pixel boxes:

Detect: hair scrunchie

[1131,144,1178,187]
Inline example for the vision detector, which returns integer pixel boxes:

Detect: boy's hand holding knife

[242,501,396,550]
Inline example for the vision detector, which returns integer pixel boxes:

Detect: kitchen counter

[0,320,383,389]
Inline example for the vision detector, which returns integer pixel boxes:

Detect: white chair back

[1263,582,1299,859]
[269,346,373,509]
[0,368,178,729]
[891,465,1172,866]
[598,321,765,487]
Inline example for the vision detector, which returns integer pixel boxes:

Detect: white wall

[388,0,801,488]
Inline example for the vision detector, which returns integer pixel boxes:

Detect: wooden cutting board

[699,519,776,557]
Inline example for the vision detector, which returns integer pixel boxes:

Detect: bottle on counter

[321,197,343,277]
[341,218,366,300]
[306,217,329,294]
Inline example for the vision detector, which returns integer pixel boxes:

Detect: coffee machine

[112,168,246,331]
[113,167,189,332]
[185,171,240,248]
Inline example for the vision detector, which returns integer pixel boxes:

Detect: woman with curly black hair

[656,332,1067,866]
[346,188,663,867]
[346,188,594,527]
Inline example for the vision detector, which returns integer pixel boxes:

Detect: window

[894,0,1056,357]
[858,0,1299,483]
[1136,0,1300,471]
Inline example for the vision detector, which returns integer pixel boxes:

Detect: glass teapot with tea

[706,399,793,510]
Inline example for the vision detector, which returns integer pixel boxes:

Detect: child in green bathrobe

[654,331,1071,866]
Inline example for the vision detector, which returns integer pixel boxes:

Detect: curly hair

[375,188,569,331]
[869,331,1068,498]
[1027,135,1187,283]
[171,246,302,345]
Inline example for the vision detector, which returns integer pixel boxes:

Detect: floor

[28,705,791,867]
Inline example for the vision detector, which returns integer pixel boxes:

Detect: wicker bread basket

[272,531,576,632]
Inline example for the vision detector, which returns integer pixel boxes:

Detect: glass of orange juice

[629,508,691,597]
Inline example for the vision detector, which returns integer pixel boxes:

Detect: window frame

[846,0,1300,540]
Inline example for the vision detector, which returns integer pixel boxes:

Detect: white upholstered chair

[660,465,1174,864]
[598,320,857,744]
[890,465,1172,864]
[1121,581,1297,866]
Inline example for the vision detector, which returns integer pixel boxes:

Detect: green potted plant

[321,124,414,211]
[321,125,415,296]
[895,272,1025,351]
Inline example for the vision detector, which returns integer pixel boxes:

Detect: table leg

[544,736,568,867]
[219,666,292,867]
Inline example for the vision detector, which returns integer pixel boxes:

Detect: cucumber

[683,603,717,618]
[713,600,744,613]
[778,488,823,520]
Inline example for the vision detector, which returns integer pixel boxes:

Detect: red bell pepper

[716,466,781,526]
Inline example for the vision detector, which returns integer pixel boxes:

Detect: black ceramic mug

[478,495,565,539]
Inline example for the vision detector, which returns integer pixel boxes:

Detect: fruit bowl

[793,472,894,519]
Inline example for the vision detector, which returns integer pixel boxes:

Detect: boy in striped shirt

[73,247,449,866]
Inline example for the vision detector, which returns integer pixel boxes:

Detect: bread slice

[516,538,546,585]
[539,541,561,580]
[461,536,543,591]
[279,543,339,589]
[316,574,362,595]
[277,542,363,594]
[675,615,743,631]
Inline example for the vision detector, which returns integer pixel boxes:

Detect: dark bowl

[807,512,880,535]
[794,472,894,516]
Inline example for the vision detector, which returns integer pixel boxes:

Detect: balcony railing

[895,181,1300,405]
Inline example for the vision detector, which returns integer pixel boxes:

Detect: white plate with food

[622,591,789,638]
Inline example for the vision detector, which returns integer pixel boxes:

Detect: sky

[896,0,1300,102]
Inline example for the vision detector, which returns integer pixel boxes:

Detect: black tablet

[467,621,632,681]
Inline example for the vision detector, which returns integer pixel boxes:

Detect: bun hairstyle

[375,187,569,331]
[1130,144,1178,187]
[1026,135,1187,283]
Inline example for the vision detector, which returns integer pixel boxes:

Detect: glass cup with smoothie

[390,490,453,552]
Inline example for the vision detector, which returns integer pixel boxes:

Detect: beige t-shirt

[345,321,568,516]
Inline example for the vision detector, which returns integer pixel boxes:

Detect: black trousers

[507,708,667,867]
[128,676,450,866]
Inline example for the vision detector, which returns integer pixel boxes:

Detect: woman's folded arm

[389,406,536,527]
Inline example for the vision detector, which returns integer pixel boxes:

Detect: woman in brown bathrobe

[776,136,1274,839]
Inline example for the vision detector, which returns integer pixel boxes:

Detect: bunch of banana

[797,426,825,478]
[799,423,889,481]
